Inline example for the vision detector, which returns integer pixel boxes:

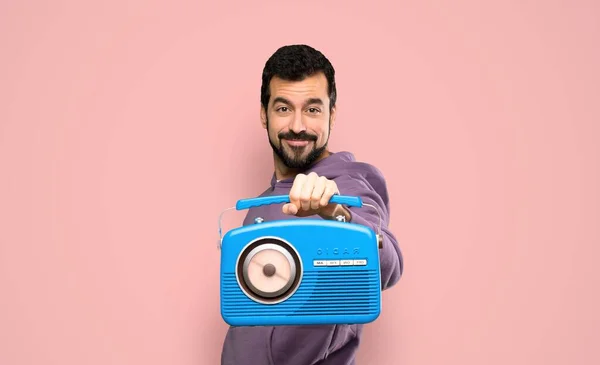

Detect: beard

[267,117,329,170]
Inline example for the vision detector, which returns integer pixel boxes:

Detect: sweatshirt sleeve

[334,172,403,291]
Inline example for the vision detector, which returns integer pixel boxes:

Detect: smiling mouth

[284,139,311,147]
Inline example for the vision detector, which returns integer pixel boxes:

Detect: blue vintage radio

[217,194,384,327]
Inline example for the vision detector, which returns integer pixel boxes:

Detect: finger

[320,181,339,207]
[282,203,298,215]
[289,174,307,210]
[300,172,318,211]
[311,176,327,210]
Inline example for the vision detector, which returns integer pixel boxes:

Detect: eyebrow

[304,98,324,107]
[272,97,324,108]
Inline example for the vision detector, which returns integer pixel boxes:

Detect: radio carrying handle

[218,194,384,250]
[235,195,363,210]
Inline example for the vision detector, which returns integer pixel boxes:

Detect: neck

[273,150,331,180]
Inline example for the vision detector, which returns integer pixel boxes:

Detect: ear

[260,105,267,129]
[329,105,337,130]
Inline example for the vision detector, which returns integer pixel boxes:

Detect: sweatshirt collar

[269,151,355,188]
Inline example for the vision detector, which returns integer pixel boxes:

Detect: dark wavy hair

[260,44,337,112]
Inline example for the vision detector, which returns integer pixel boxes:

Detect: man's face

[261,72,336,170]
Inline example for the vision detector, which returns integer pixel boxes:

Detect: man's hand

[282,172,350,220]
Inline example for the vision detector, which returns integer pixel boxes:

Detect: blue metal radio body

[218,195,383,327]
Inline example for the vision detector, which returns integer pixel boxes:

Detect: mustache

[278,131,318,141]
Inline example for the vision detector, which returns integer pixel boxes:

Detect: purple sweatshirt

[220,151,403,365]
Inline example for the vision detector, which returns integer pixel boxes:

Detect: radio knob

[254,217,264,224]
[263,263,276,277]
[335,215,346,222]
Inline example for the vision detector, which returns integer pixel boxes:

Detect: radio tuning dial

[246,247,292,295]
[238,239,302,304]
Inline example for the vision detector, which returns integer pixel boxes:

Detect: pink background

[1,0,599,364]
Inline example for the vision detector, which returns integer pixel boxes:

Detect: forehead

[269,72,329,105]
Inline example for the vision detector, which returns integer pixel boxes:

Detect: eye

[308,108,320,113]
[276,106,289,112]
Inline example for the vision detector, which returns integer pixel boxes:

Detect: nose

[289,111,306,133]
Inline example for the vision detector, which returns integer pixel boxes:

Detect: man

[221,44,403,365]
